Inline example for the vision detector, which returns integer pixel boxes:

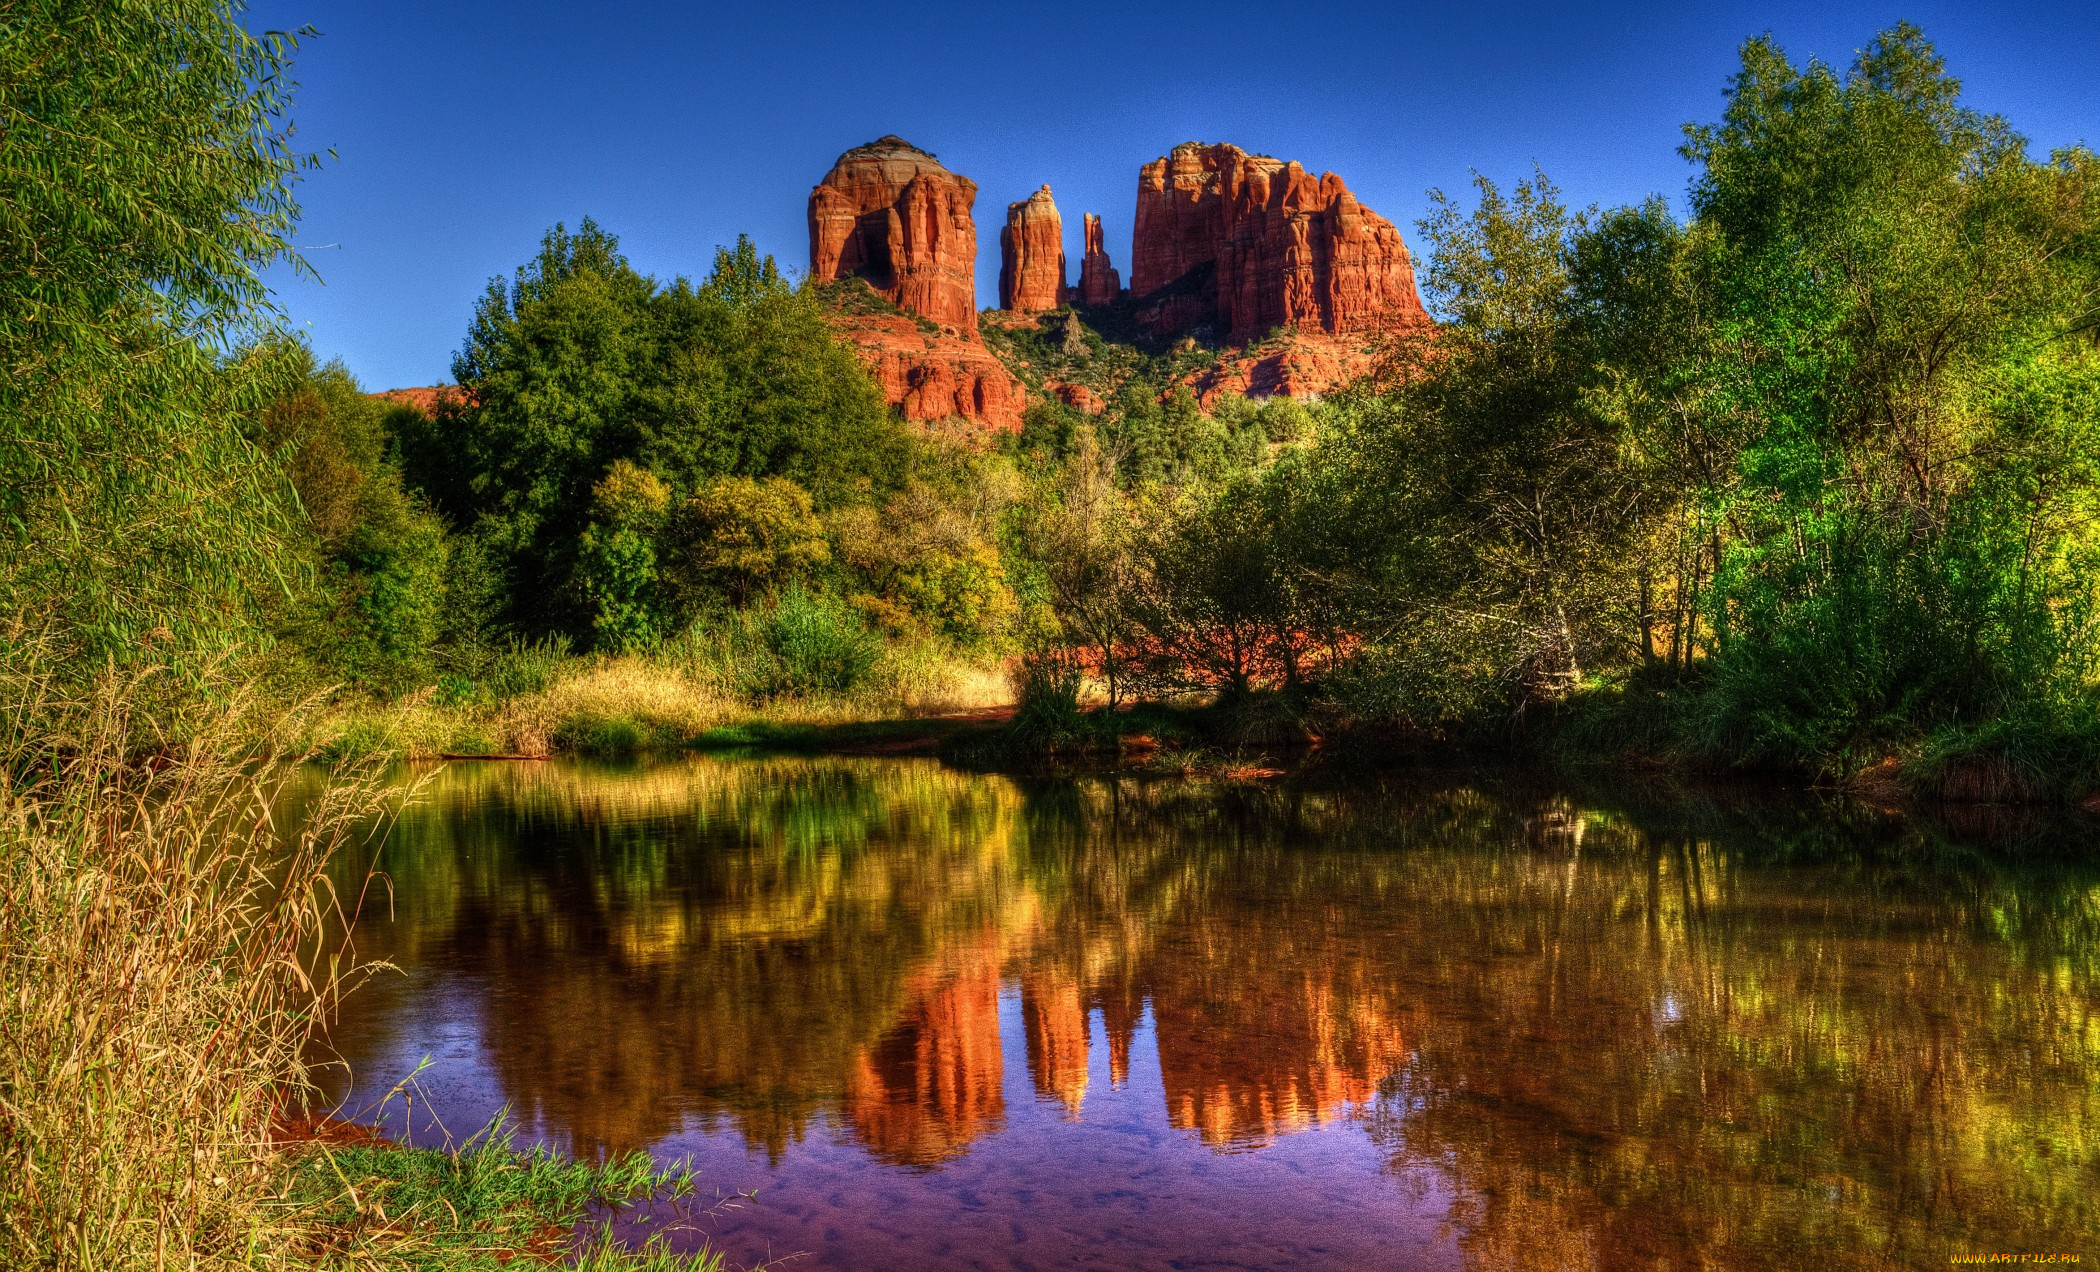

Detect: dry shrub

[0,674,390,1268]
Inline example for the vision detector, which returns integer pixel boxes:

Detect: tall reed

[0,673,389,1268]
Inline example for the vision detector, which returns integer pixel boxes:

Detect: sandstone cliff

[1075,212,1121,307]
[811,138,1028,428]
[998,185,1065,313]
[809,137,980,331]
[1129,142,1427,345]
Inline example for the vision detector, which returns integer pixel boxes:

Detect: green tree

[661,476,830,610]
[1128,476,1284,699]
[575,461,671,653]
[1102,382,1169,487]
[400,227,905,642]
[1563,198,1717,675]
[1035,429,1140,707]
[1330,172,1647,714]
[1681,25,2100,769]
[255,347,452,687]
[642,238,907,500]
[829,440,1026,648]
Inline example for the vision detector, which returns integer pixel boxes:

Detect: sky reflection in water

[315,757,2100,1270]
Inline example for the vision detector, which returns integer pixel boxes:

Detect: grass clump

[290,1116,723,1269]
[746,586,881,698]
[1009,649,1086,746]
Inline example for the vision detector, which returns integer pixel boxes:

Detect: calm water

[315,757,2100,1270]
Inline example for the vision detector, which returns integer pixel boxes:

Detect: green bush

[750,586,880,698]
[479,636,573,700]
[434,671,475,707]
[575,460,672,653]
[555,713,649,755]
[660,474,829,610]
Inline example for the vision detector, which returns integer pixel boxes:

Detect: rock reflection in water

[843,938,1005,1168]
[317,757,2100,1270]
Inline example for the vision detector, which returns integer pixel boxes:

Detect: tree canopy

[395,225,907,638]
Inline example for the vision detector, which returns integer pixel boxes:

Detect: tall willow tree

[0,2,318,687]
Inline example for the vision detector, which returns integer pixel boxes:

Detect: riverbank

[302,649,2100,809]
[319,683,2100,815]
[311,660,1309,783]
[301,649,1010,762]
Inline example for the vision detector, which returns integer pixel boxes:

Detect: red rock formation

[371,385,465,414]
[1076,212,1121,307]
[809,136,980,332]
[1021,973,1090,1116]
[998,185,1065,313]
[1089,984,1144,1087]
[1130,142,1428,345]
[828,310,1027,432]
[1152,975,1410,1150]
[1047,380,1104,414]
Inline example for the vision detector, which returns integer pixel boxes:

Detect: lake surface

[316,756,2100,1269]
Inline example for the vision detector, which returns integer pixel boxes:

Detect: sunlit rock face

[827,310,1027,431]
[1170,330,1382,409]
[1130,141,1429,345]
[809,136,981,332]
[998,185,1066,314]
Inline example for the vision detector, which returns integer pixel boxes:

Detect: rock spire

[1076,212,1121,307]
[998,185,1066,313]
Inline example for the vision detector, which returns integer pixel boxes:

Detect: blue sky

[260,0,2100,390]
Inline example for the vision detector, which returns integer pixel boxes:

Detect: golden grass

[304,647,1014,761]
[0,676,391,1267]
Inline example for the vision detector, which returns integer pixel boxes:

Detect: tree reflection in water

[317,757,2100,1268]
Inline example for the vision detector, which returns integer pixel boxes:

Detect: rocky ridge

[830,298,1027,432]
